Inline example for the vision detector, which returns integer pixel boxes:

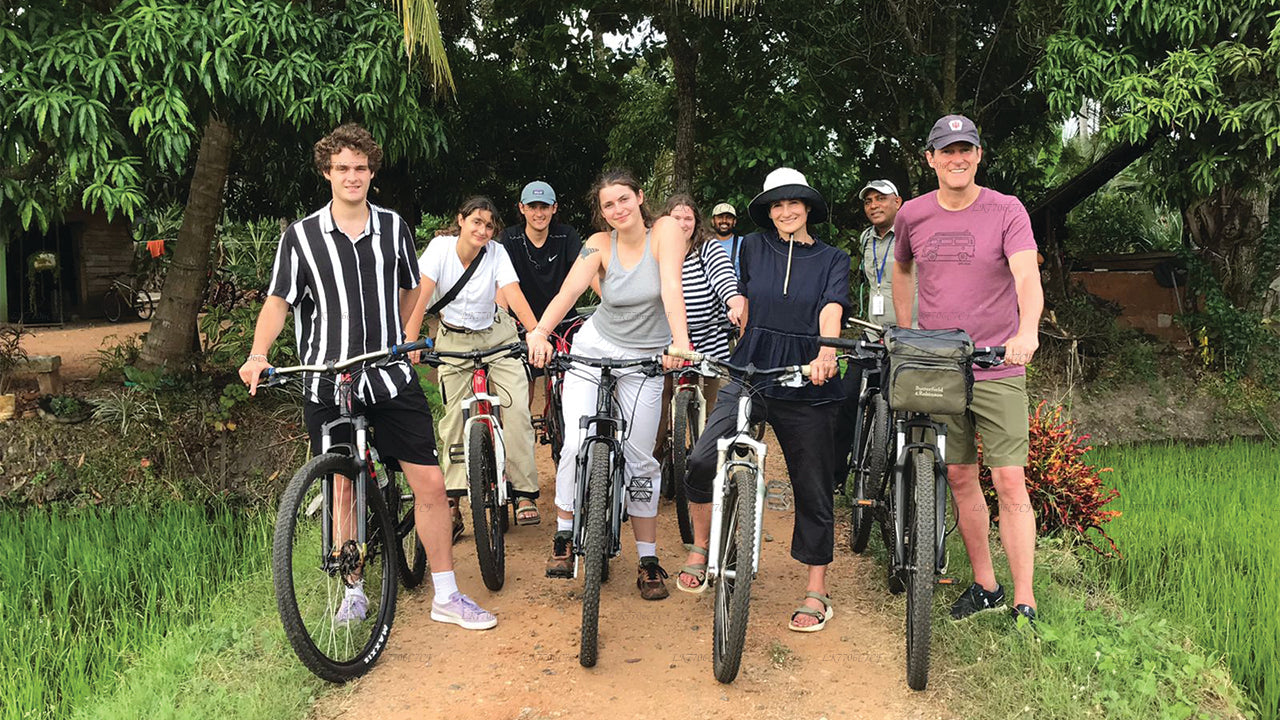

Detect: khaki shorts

[935,375,1029,467]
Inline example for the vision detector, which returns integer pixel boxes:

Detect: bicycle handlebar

[423,342,526,365]
[817,336,1006,368]
[258,337,437,386]
[547,352,665,375]
[665,346,811,385]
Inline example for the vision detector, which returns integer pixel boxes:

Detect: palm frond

[394,0,456,93]
[684,0,758,16]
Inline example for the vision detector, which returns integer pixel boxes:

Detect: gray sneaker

[431,592,497,630]
[334,588,369,625]
[949,582,1006,621]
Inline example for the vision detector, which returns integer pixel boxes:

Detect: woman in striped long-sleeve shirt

[654,195,745,456]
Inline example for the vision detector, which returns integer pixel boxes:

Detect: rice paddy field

[0,504,271,720]
[1091,440,1280,720]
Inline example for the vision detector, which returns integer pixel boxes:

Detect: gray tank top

[592,229,672,348]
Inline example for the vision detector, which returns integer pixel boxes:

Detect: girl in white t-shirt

[405,197,543,534]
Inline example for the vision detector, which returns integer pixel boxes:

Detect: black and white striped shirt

[267,202,419,405]
[683,241,741,360]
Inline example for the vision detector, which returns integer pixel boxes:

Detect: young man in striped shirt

[238,124,497,631]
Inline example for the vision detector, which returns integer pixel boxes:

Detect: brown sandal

[515,497,541,526]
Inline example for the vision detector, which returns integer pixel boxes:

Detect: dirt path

[317,422,948,720]
[19,320,150,381]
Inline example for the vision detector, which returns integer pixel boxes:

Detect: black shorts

[303,380,439,467]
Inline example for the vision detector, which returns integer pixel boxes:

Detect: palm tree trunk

[137,116,232,370]
[660,6,699,196]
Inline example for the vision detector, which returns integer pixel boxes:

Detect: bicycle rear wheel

[103,289,124,323]
[135,292,156,320]
[850,394,889,553]
[272,454,397,682]
[671,391,698,545]
[905,448,936,691]
[579,442,610,668]
[713,467,757,684]
[468,422,505,592]
[383,465,426,589]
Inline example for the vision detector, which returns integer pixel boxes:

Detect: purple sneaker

[430,592,497,630]
[334,588,369,625]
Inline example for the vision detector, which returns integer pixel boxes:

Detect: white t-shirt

[418,235,520,330]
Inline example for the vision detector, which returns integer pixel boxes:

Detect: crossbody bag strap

[427,245,487,316]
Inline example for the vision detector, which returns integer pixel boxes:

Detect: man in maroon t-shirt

[892,114,1044,624]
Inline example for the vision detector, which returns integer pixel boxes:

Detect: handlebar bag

[884,326,975,415]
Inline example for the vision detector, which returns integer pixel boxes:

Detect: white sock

[557,517,573,532]
[345,580,364,596]
[432,571,458,603]
[635,541,657,559]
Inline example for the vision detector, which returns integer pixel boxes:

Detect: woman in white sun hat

[674,168,851,633]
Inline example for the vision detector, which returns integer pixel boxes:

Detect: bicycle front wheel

[272,454,397,683]
[671,391,698,545]
[850,394,889,553]
[468,422,505,592]
[383,465,426,589]
[905,448,936,691]
[579,442,610,668]
[713,467,757,684]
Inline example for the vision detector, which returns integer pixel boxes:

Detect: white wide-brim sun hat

[748,167,829,228]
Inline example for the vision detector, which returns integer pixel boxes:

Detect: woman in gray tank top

[528,169,692,601]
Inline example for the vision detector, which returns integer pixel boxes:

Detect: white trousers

[554,320,666,519]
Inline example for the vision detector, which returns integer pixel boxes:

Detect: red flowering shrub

[978,401,1121,557]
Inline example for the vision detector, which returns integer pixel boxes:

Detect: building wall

[66,209,134,316]
[1070,270,1188,343]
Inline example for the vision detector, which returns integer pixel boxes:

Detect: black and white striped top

[267,202,420,405]
[684,241,741,360]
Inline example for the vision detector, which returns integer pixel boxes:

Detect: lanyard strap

[871,231,891,286]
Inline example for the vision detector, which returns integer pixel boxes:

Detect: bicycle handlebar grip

[818,336,860,350]
[390,338,434,357]
[665,345,703,362]
[973,346,1006,368]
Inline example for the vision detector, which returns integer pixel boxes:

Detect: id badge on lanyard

[870,293,885,316]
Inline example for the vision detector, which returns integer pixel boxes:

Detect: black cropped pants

[683,382,839,566]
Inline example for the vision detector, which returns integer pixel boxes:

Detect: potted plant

[0,324,28,422]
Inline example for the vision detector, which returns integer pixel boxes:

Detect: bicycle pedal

[853,498,878,508]
[937,576,958,586]
[765,480,793,512]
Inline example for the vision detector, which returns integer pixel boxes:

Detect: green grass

[71,566,329,720]
[0,504,271,720]
[1090,441,1279,719]
[931,536,1248,719]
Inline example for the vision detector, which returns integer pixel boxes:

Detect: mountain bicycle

[820,329,1003,691]
[263,337,433,682]
[665,346,809,684]
[103,274,155,322]
[430,341,527,592]
[545,351,664,668]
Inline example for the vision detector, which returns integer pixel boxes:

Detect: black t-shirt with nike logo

[498,221,583,321]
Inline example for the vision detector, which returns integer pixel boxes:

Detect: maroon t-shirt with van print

[893,187,1037,381]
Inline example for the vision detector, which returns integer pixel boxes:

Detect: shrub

[979,401,1121,557]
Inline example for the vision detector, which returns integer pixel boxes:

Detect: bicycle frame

[315,373,373,573]
[706,391,767,585]
[570,365,628,577]
[460,368,509,509]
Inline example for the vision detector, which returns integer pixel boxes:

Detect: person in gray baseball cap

[894,112,1044,625]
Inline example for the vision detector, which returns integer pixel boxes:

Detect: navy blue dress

[732,230,852,403]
